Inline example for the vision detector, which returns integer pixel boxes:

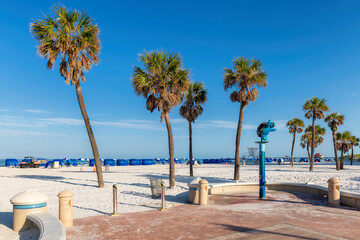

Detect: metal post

[110,184,120,216]
[259,141,266,199]
[158,182,167,211]
[256,140,268,199]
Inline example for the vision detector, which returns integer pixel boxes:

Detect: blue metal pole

[259,141,266,199]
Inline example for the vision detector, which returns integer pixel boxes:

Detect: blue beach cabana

[130,159,141,166]
[104,159,116,166]
[5,159,18,167]
[117,159,129,166]
[142,159,155,165]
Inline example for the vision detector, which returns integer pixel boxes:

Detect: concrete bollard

[10,190,48,231]
[187,177,201,204]
[199,179,209,206]
[328,178,340,206]
[58,190,74,227]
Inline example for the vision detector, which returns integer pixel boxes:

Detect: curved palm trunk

[351,146,354,166]
[75,82,104,188]
[340,147,344,170]
[310,115,315,171]
[234,104,245,181]
[332,131,339,171]
[189,121,193,177]
[164,112,175,188]
[291,131,296,167]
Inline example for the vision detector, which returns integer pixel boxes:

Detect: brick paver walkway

[67,191,360,239]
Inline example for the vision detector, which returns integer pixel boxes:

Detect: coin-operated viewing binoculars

[256,120,276,199]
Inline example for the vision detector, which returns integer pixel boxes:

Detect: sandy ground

[0,162,359,239]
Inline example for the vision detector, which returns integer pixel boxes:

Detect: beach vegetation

[132,50,190,188]
[30,4,104,187]
[180,82,207,176]
[223,57,267,180]
[300,125,326,159]
[336,131,352,169]
[325,112,345,170]
[303,97,329,171]
[349,135,359,166]
[287,118,304,167]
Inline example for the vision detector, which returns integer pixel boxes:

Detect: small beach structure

[89,159,95,167]
[104,159,116,166]
[5,159,18,167]
[142,159,156,165]
[116,159,129,166]
[130,159,141,166]
[155,158,166,164]
[65,159,78,167]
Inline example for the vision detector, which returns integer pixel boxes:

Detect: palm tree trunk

[189,121,193,177]
[75,82,104,188]
[291,132,296,167]
[234,104,245,181]
[332,131,340,171]
[164,112,175,188]
[306,144,311,160]
[351,146,354,166]
[310,115,315,171]
[340,147,344,169]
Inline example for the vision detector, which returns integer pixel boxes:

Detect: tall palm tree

[349,135,359,166]
[303,97,329,171]
[30,5,104,187]
[287,118,304,166]
[224,57,267,180]
[336,131,352,169]
[325,113,344,170]
[300,125,326,159]
[180,82,207,177]
[132,50,189,188]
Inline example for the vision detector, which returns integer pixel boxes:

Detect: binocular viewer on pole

[256,120,276,199]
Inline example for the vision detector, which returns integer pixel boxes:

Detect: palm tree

[325,113,344,170]
[300,125,326,159]
[180,82,207,177]
[303,97,329,171]
[336,131,352,169]
[132,50,189,188]
[224,57,267,180]
[300,132,312,159]
[30,5,104,187]
[349,135,359,165]
[287,118,304,166]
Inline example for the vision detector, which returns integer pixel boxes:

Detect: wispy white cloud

[24,109,51,114]
[0,129,67,137]
[42,118,163,130]
[0,116,45,128]
[0,114,286,132]
[0,109,8,112]
[93,120,163,131]
[171,118,187,124]
[274,120,287,130]
[43,118,83,126]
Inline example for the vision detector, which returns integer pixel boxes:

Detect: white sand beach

[0,163,359,239]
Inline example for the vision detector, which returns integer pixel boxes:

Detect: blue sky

[1,0,360,159]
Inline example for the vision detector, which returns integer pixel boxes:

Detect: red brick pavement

[67,191,360,240]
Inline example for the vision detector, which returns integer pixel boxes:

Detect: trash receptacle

[105,164,110,171]
[188,177,201,204]
[150,179,163,199]
[10,189,48,231]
